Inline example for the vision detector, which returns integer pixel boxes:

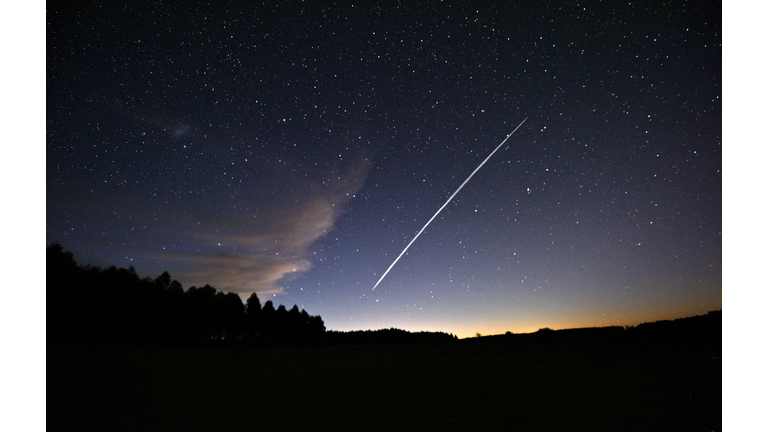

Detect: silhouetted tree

[154,271,172,290]
[308,314,325,335]
[47,243,84,347]
[288,305,303,337]
[275,305,288,337]
[245,293,262,339]
[47,242,78,286]
[160,278,185,343]
[262,300,275,313]
[246,292,262,314]
[215,292,244,340]
[260,300,276,336]
[184,285,218,340]
[169,280,182,293]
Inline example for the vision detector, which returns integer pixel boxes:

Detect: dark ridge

[465,311,722,357]
[322,328,458,345]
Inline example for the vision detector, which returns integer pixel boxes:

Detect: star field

[46,0,721,337]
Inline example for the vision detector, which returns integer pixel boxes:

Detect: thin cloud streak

[165,251,312,295]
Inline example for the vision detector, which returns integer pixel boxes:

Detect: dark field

[48,338,721,431]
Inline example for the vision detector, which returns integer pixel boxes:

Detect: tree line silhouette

[323,328,458,345]
[47,243,325,348]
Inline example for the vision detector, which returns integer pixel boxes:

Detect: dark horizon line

[326,309,722,340]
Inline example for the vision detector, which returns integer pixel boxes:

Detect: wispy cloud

[155,151,371,295]
[165,251,312,295]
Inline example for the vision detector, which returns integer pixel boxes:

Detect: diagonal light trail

[372,117,528,291]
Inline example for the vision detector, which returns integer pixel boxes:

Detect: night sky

[46,1,722,338]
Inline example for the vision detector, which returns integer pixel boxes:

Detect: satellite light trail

[372,117,529,291]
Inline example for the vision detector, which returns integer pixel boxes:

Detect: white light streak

[372,117,528,291]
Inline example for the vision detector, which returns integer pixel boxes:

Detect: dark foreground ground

[48,335,720,431]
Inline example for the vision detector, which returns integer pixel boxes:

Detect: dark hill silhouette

[466,311,722,357]
[629,310,722,355]
[323,328,458,345]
